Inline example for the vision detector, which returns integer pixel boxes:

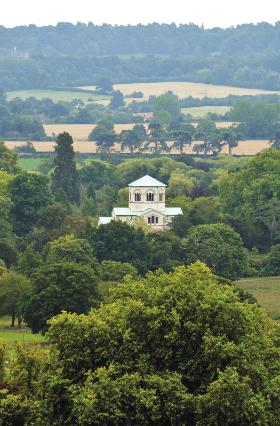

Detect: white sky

[1,0,279,28]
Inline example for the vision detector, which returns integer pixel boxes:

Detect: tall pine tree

[52,132,80,204]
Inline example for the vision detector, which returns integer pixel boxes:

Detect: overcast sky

[2,0,279,28]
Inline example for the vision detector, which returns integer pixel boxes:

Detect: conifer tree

[51,132,80,204]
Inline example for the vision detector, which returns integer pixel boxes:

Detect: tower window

[159,193,164,202]
[134,192,141,201]
[148,216,158,224]
[146,192,154,202]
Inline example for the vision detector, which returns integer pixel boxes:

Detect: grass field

[81,81,280,101]
[18,157,44,171]
[236,276,280,320]
[7,89,110,103]
[182,106,231,117]
[0,316,44,345]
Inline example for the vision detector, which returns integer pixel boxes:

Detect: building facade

[99,175,183,230]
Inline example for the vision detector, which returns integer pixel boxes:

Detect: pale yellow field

[80,82,280,101]
[44,122,235,142]
[44,123,137,140]
[5,139,270,156]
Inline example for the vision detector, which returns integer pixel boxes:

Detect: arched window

[134,192,141,201]
[159,193,164,202]
[146,192,154,202]
[148,216,159,224]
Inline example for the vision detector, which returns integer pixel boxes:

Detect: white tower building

[99,175,183,230]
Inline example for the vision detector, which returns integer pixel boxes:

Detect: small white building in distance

[98,175,183,230]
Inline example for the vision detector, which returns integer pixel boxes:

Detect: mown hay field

[6,89,110,103]
[44,123,136,140]
[5,139,270,155]
[43,122,236,142]
[81,81,280,101]
[235,276,280,320]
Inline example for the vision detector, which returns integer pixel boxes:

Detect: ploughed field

[235,276,280,320]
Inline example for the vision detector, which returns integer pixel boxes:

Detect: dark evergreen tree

[51,132,80,205]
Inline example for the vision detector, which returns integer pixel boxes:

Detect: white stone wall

[114,212,172,230]
[129,186,166,211]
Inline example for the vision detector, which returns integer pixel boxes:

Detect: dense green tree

[98,260,138,282]
[25,262,99,333]
[145,121,168,152]
[15,246,43,278]
[72,367,193,425]
[51,132,80,205]
[109,90,125,109]
[170,123,195,155]
[0,142,19,173]
[29,203,69,250]
[9,172,52,235]
[79,159,115,190]
[0,239,17,267]
[88,119,117,151]
[0,171,14,241]
[193,120,222,156]
[47,234,97,267]
[166,173,195,197]
[119,124,146,153]
[88,221,152,274]
[227,102,280,138]
[154,92,181,124]
[220,125,243,155]
[196,367,268,425]
[0,271,32,327]
[219,149,280,249]
[147,230,185,271]
[265,244,280,276]
[44,262,280,423]
[189,197,221,226]
[185,223,248,279]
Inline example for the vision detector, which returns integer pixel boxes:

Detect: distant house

[136,112,154,122]
[99,175,183,230]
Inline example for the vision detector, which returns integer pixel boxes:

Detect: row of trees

[89,119,244,155]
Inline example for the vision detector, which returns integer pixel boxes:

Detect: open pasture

[18,157,44,171]
[81,81,280,101]
[182,106,231,117]
[7,89,110,103]
[0,316,44,345]
[235,276,280,320]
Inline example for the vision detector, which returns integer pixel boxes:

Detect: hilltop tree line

[1,23,280,90]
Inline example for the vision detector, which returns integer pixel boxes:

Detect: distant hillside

[0,22,280,90]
